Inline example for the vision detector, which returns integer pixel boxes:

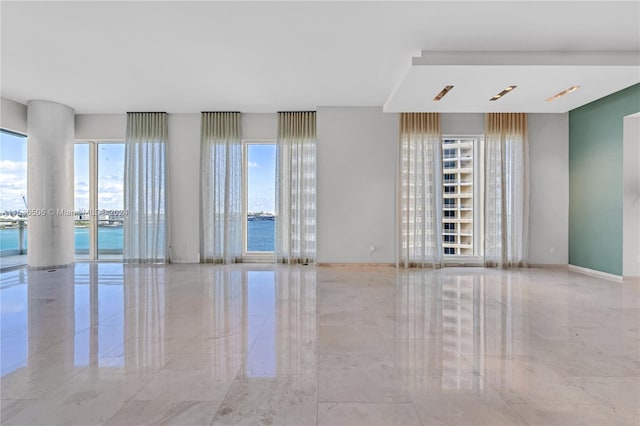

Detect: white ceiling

[1,1,639,114]
[385,51,640,113]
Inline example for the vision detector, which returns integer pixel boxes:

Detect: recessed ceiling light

[489,85,517,101]
[433,85,454,101]
[546,86,580,102]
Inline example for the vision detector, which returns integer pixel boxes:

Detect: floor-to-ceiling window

[74,144,91,258]
[243,141,276,261]
[74,142,125,260]
[441,136,483,259]
[0,130,28,268]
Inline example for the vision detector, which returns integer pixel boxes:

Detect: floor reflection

[0,268,29,376]
[1,264,637,425]
[0,264,318,379]
[394,270,530,393]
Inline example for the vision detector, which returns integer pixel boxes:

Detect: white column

[27,100,75,268]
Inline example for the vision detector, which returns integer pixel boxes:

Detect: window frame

[441,135,484,265]
[0,128,28,266]
[74,139,125,262]
[242,139,276,263]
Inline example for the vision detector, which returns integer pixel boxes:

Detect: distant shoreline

[248,215,274,221]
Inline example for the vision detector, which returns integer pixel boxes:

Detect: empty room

[1,1,639,425]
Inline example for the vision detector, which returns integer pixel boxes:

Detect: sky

[0,131,27,212]
[247,144,276,214]
[1,131,274,214]
[74,143,125,211]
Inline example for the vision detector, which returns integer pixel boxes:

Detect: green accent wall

[569,83,640,276]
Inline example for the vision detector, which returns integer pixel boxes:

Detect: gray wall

[441,113,484,135]
[243,113,277,140]
[316,107,399,264]
[2,98,570,266]
[528,113,569,265]
[167,114,201,262]
[75,114,126,140]
[1,97,28,134]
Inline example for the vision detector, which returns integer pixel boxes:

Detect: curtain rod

[277,111,316,113]
[126,111,167,114]
[201,111,242,114]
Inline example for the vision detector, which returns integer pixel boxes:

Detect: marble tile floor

[0,255,27,270]
[0,263,638,425]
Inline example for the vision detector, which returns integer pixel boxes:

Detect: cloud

[97,178,124,209]
[0,159,127,211]
[0,166,27,210]
[248,161,260,168]
[0,160,26,171]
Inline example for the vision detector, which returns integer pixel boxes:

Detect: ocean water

[74,227,124,252]
[0,227,27,251]
[0,227,124,252]
[0,221,275,253]
[247,220,275,252]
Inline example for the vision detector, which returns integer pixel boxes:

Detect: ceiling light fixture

[489,85,517,101]
[433,85,454,101]
[546,86,580,102]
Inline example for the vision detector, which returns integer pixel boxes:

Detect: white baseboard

[568,264,623,283]
[317,263,395,268]
[528,264,568,270]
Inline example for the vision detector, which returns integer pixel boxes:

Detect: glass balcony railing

[0,218,27,256]
[74,216,124,257]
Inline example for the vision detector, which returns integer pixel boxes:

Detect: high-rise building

[442,138,474,256]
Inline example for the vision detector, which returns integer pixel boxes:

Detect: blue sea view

[0,227,124,252]
[2,135,278,260]
[1,220,275,254]
[0,227,27,251]
[247,219,275,252]
[75,227,124,252]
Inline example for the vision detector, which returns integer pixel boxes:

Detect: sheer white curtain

[484,113,529,268]
[398,113,443,268]
[275,112,316,264]
[200,112,242,264]
[124,112,168,263]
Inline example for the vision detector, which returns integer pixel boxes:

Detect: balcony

[0,217,27,269]
[442,217,472,223]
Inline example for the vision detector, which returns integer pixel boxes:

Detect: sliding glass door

[97,144,125,258]
[74,142,125,260]
[244,141,276,261]
[0,130,28,268]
